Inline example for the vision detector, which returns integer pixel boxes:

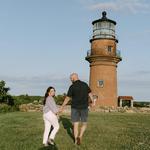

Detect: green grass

[0,112,150,150]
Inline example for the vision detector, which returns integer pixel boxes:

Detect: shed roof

[118,96,133,100]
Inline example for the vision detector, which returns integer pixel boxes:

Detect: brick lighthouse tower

[86,11,122,107]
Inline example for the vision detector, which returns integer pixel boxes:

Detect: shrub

[55,95,65,105]
[134,101,150,107]
[54,94,71,105]
[13,95,43,105]
[0,104,19,113]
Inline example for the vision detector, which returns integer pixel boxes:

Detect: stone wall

[19,103,150,113]
[19,103,70,113]
[19,103,43,112]
[89,106,150,113]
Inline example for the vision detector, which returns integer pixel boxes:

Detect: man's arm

[88,92,98,106]
[88,92,94,103]
[59,96,71,112]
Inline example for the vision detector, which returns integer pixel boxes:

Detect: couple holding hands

[42,73,96,146]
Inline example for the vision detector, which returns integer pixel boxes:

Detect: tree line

[0,80,69,112]
[0,80,149,113]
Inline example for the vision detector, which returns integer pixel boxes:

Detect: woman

[43,86,59,146]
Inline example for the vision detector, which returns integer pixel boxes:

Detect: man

[59,73,94,145]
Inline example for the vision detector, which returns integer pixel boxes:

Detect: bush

[54,94,71,105]
[13,95,43,105]
[134,101,150,107]
[0,104,19,113]
[54,95,65,105]
[0,80,14,105]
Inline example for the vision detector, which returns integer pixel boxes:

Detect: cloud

[143,29,150,34]
[135,70,150,75]
[1,70,149,100]
[119,70,150,78]
[89,2,119,11]
[86,0,150,14]
[0,74,70,95]
[119,79,150,89]
[118,70,150,100]
[128,29,150,38]
[0,74,89,96]
[118,79,150,101]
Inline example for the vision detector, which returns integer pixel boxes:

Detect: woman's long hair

[43,86,55,105]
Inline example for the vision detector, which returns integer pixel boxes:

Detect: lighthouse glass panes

[93,21,115,39]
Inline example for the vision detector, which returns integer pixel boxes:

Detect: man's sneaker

[48,138,55,145]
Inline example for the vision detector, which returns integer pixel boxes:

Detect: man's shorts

[71,108,88,123]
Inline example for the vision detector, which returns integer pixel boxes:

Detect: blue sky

[0,0,150,101]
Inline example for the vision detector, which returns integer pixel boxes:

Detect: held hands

[58,106,64,114]
[91,94,98,107]
[88,98,95,108]
[88,96,97,108]
[55,112,60,120]
[55,106,64,121]
[89,101,95,108]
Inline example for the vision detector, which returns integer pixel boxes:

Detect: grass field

[0,111,150,150]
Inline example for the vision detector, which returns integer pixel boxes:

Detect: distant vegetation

[0,80,17,112]
[122,100,150,107]
[13,94,43,105]
[0,80,69,112]
[134,101,150,107]
[0,80,149,113]
[0,80,14,105]
[12,94,69,105]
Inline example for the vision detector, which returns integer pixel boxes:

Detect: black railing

[86,49,121,58]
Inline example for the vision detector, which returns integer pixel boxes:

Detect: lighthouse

[86,11,122,107]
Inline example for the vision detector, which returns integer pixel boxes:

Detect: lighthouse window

[108,46,112,52]
[98,80,104,88]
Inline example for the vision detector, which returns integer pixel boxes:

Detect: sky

[0,0,150,101]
